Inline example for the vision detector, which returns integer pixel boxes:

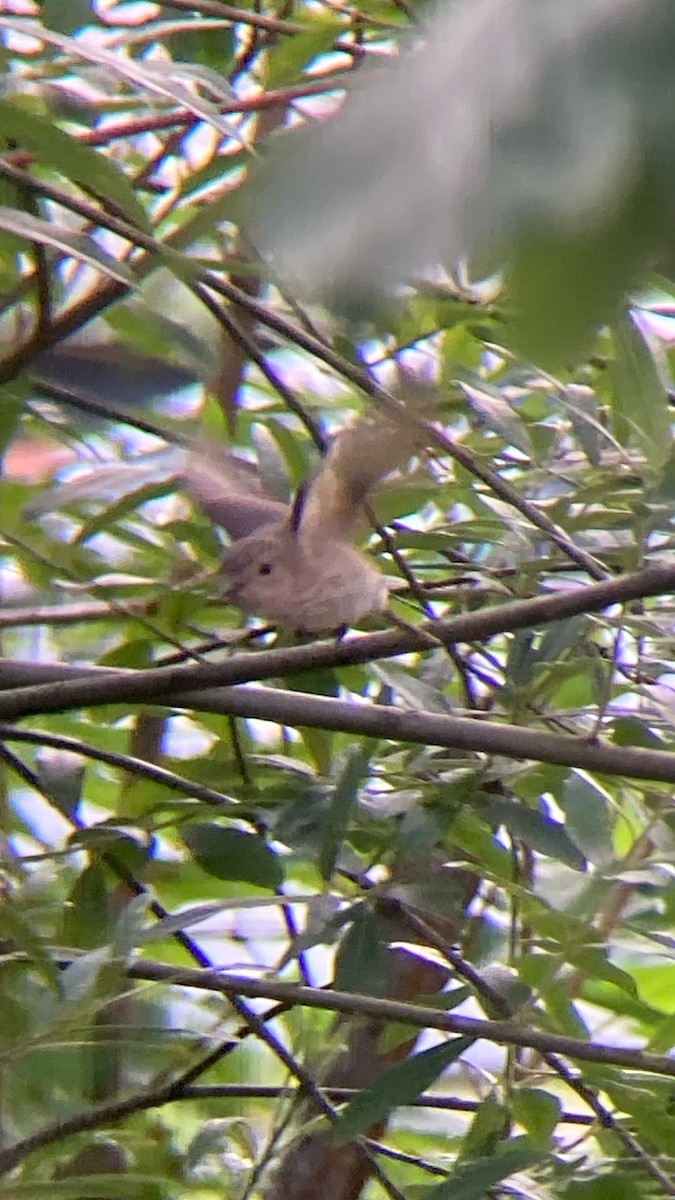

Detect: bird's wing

[296,386,435,543]
[185,450,288,540]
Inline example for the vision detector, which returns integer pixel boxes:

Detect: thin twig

[0,725,240,810]
[181,1084,595,1123]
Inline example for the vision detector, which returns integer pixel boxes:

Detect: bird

[185,399,434,634]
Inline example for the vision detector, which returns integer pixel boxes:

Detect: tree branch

[0,563,673,720]
[2,949,664,1178]
[0,1081,592,1177]
[182,1085,594,1123]
[0,725,239,810]
[96,958,675,1079]
[174,684,675,783]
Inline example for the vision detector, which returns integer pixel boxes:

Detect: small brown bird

[186,401,433,633]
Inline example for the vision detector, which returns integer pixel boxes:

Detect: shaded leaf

[371,662,453,715]
[183,823,283,889]
[480,796,586,870]
[63,861,110,950]
[512,1088,562,1147]
[0,1177,161,1198]
[319,743,372,881]
[559,771,613,867]
[427,1137,544,1200]
[333,906,389,997]
[460,1095,508,1161]
[0,902,61,994]
[610,313,671,473]
[335,1035,474,1141]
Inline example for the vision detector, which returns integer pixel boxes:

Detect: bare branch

[177,684,675,783]
[97,958,675,1080]
[0,565,674,737]
[0,725,239,809]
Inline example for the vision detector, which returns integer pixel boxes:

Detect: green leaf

[600,1077,675,1157]
[459,1095,508,1160]
[182,823,283,889]
[63,861,111,950]
[0,1177,161,1199]
[68,829,151,878]
[334,1035,474,1141]
[631,963,675,1014]
[566,946,637,998]
[100,639,156,669]
[371,663,453,715]
[298,725,333,776]
[558,772,613,867]
[609,312,671,473]
[450,809,514,882]
[286,667,340,774]
[512,1088,561,1148]
[0,902,61,994]
[611,715,666,750]
[510,185,652,369]
[562,1176,639,1200]
[0,379,27,453]
[533,617,588,667]
[0,97,150,234]
[427,1137,544,1200]
[333,906,389,997]
[480,796,586,870]
[505,631,536,687]
[319,744,372,881]
[267,15,340,89]
[41,0,98,35]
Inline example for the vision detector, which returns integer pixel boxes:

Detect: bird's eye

[258,563,273,576]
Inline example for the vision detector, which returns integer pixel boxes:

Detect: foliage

[253,0,675,368]
[0,2,674,1199]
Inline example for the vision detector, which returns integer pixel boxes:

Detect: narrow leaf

[335,1036,474,1141]
[319,744,372,881]
[0,97,150,233]
[0,206,133,283]
[480,796,586,870]
[427,1137,543,1200]
[183,823,283,889]
[610,313,671,473]
[0,19,251,144]
[333,907,389,997]
[559,771,613,867]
